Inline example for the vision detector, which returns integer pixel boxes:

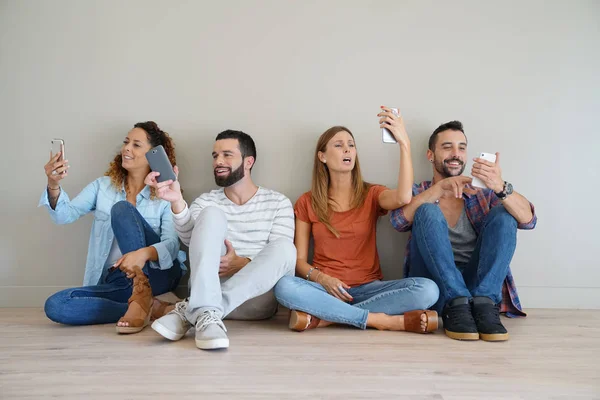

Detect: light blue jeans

[274,277,439,329]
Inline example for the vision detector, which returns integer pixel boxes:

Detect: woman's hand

[44,151,69,186]
[113,248,150,278]
[378,106,410,147]
[316,272,353,302]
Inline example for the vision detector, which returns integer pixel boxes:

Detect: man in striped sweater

[147,130,296,350]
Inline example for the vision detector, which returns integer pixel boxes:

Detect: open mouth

[342,157,352,165]
[445,159,463,168]
[123,155,133,160]
[214,167,231,176]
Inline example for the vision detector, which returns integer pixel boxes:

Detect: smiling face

[121,127,152,173]
[212,138,252,187]
[427,129,468,178]
[318,130,357,173]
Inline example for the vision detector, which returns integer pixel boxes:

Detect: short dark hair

[428,120,466,151]
[215,129,257,168]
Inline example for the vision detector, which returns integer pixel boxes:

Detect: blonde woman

[274,108,439,333]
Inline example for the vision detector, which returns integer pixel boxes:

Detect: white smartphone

[51,138,65,161]
[471,152,497,188]
[50,139,66,175]
[382,108,399,144]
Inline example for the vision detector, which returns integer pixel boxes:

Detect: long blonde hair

[311,126,370,238]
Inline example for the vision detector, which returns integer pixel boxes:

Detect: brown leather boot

[116,268,153,334]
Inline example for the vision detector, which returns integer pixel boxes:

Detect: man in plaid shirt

[390,121,536,342]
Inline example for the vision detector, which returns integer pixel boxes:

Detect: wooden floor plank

[0,308,599,399]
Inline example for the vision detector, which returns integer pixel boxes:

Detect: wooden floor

[1,309,599,400]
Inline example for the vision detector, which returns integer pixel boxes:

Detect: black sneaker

[442,297,479,340]
[472,297,509,342]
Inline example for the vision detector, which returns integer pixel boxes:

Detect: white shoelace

[195,310,227,332]
[170,300,189,322]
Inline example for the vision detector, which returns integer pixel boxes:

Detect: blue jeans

[274,276,439,329]
[44,201,183,325]
[408,203,517,312]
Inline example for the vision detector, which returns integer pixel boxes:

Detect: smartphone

[51,139,65,161]
[50,139,66,175]
[145,145,177,183]
[471,152,497,188]
[382,108,399,143]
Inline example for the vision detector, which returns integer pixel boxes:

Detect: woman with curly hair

[40,121,185,334]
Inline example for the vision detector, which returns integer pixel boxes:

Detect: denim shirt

[38,176,186,286]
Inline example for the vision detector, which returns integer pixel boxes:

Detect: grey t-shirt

[448,208,478,264]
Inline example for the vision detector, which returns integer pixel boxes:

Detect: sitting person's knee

[274,275,297,299]
[271,238,297,264]
[487,205,517,228]
[44,292,68,324]
[110,200,134,219]
[195,206,227,227]
[414,203,444,224]
[419,278,440,309]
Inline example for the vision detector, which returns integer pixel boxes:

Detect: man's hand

[434,176,474,199]
[219,240,250,277]
[144,166,187,213]
[471,152,504,193]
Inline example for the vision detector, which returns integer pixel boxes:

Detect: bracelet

[47,185,60,191]
[306,267,319,281]
[313,270,323,284]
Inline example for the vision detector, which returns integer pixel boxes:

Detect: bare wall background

[1,0,598,308]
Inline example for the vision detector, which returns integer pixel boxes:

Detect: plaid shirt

[390,181,537,318]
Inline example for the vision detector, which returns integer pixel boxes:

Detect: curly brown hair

[105,121,178,198]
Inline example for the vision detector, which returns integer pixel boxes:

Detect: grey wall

[1,0,598,308]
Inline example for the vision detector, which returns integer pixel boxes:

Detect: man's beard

[434,157,466,178]
[214,164,245,187]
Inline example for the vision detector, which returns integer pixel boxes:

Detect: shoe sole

[151,320,186,341]
[195,338,230,350]
[445,329,480,341]
[480,332,509,342]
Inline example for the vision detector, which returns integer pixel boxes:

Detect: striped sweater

[172,187,294,258]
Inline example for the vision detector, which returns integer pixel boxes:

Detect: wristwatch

[495,181,513,200]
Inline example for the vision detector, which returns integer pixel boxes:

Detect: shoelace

[195,310,227,332]
[447,304,475,324]
[170,300,189,322]
[473,304,500,322]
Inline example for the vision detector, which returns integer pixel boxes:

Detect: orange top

[294,185,388,287]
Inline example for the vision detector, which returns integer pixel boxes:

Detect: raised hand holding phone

[471,152,504,193]
[45,138,69,185]
[145,145,176,182]
[378,106,409,146]
[144,165,182,203]
[51,139,65,162]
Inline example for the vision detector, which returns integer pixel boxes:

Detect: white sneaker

[151,299,191,341]
[195,310,229,350]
